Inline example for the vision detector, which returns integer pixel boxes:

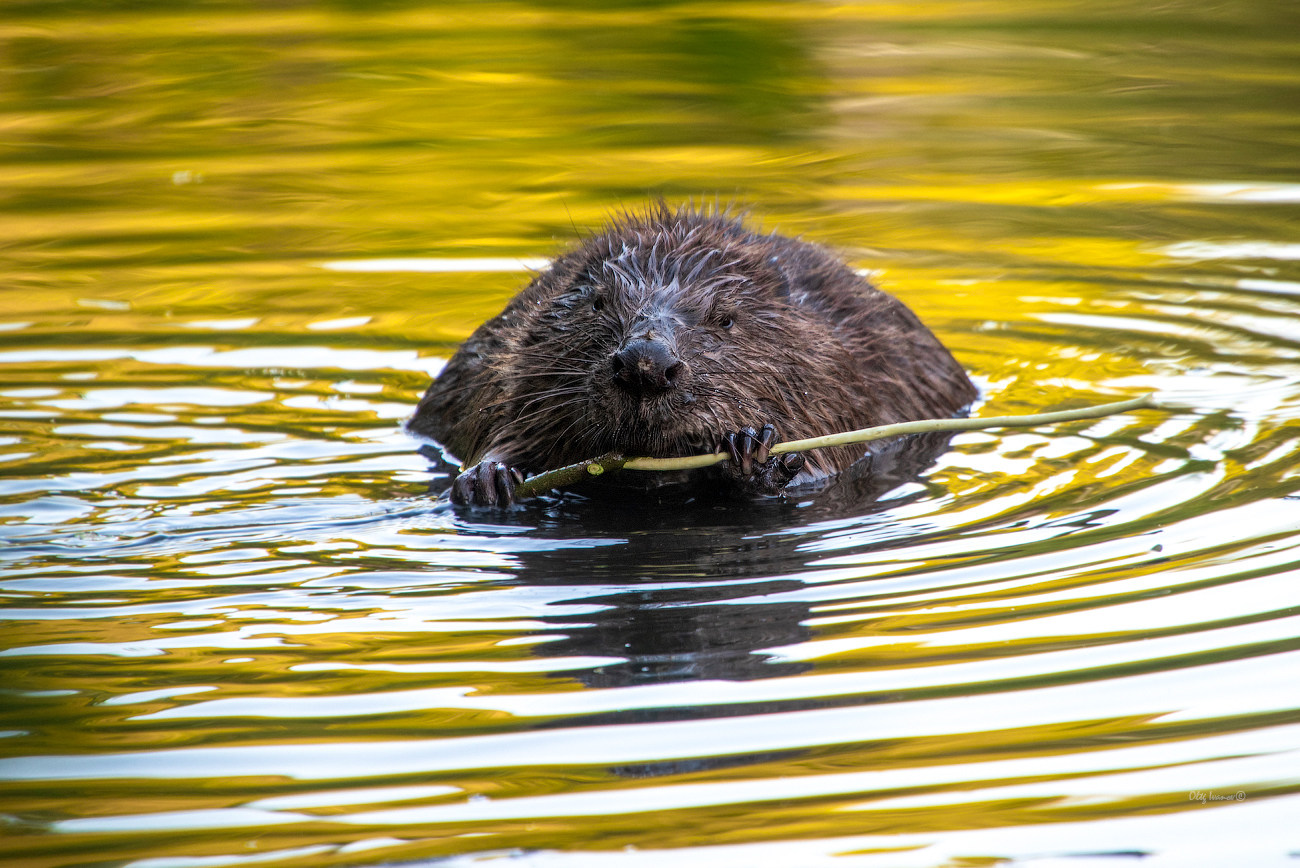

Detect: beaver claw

[720,424,805,495]
[451,460,525,507]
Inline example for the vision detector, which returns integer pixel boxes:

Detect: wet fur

[408,205,977,491]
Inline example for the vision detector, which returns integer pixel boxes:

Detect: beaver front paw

[719,424,806,496]
[450,460,525,507]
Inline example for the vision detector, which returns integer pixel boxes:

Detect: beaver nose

[611,338,683,397]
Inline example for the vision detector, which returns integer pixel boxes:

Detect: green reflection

[2,0,1300,866]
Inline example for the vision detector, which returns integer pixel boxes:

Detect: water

[2,2,1299,866]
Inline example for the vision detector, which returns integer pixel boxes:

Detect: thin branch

[511,394,1166,499]
[512,451,628,499]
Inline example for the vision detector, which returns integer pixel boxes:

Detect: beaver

[408,205,977,506]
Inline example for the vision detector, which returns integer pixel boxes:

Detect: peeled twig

[511,394,1165,500]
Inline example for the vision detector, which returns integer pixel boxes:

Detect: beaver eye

[592,295,604,312]
[721,316,735,330]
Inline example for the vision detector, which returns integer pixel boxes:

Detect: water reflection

[520,512,816,691]
[488,434,968,693]
[4,0,1300,866]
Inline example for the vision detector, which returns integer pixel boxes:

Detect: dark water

[2,2,1299,866]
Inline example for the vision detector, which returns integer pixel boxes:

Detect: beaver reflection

[500,433,953,694]
[423,422,955,695]
[541,581,813,689]
[433,432,958,778]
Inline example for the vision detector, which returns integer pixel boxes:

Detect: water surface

[2,2,1299,866]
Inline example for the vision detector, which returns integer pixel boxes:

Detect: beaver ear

[768,254,792,300]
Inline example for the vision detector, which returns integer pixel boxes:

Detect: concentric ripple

[3,1,1300,866]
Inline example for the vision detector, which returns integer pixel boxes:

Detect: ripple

[3,2,1300,865]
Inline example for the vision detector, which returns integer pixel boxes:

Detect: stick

[510,394,1164,500]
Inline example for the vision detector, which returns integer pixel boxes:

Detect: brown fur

[408,205,976,491]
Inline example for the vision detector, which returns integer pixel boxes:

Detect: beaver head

[500,210,851,463]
